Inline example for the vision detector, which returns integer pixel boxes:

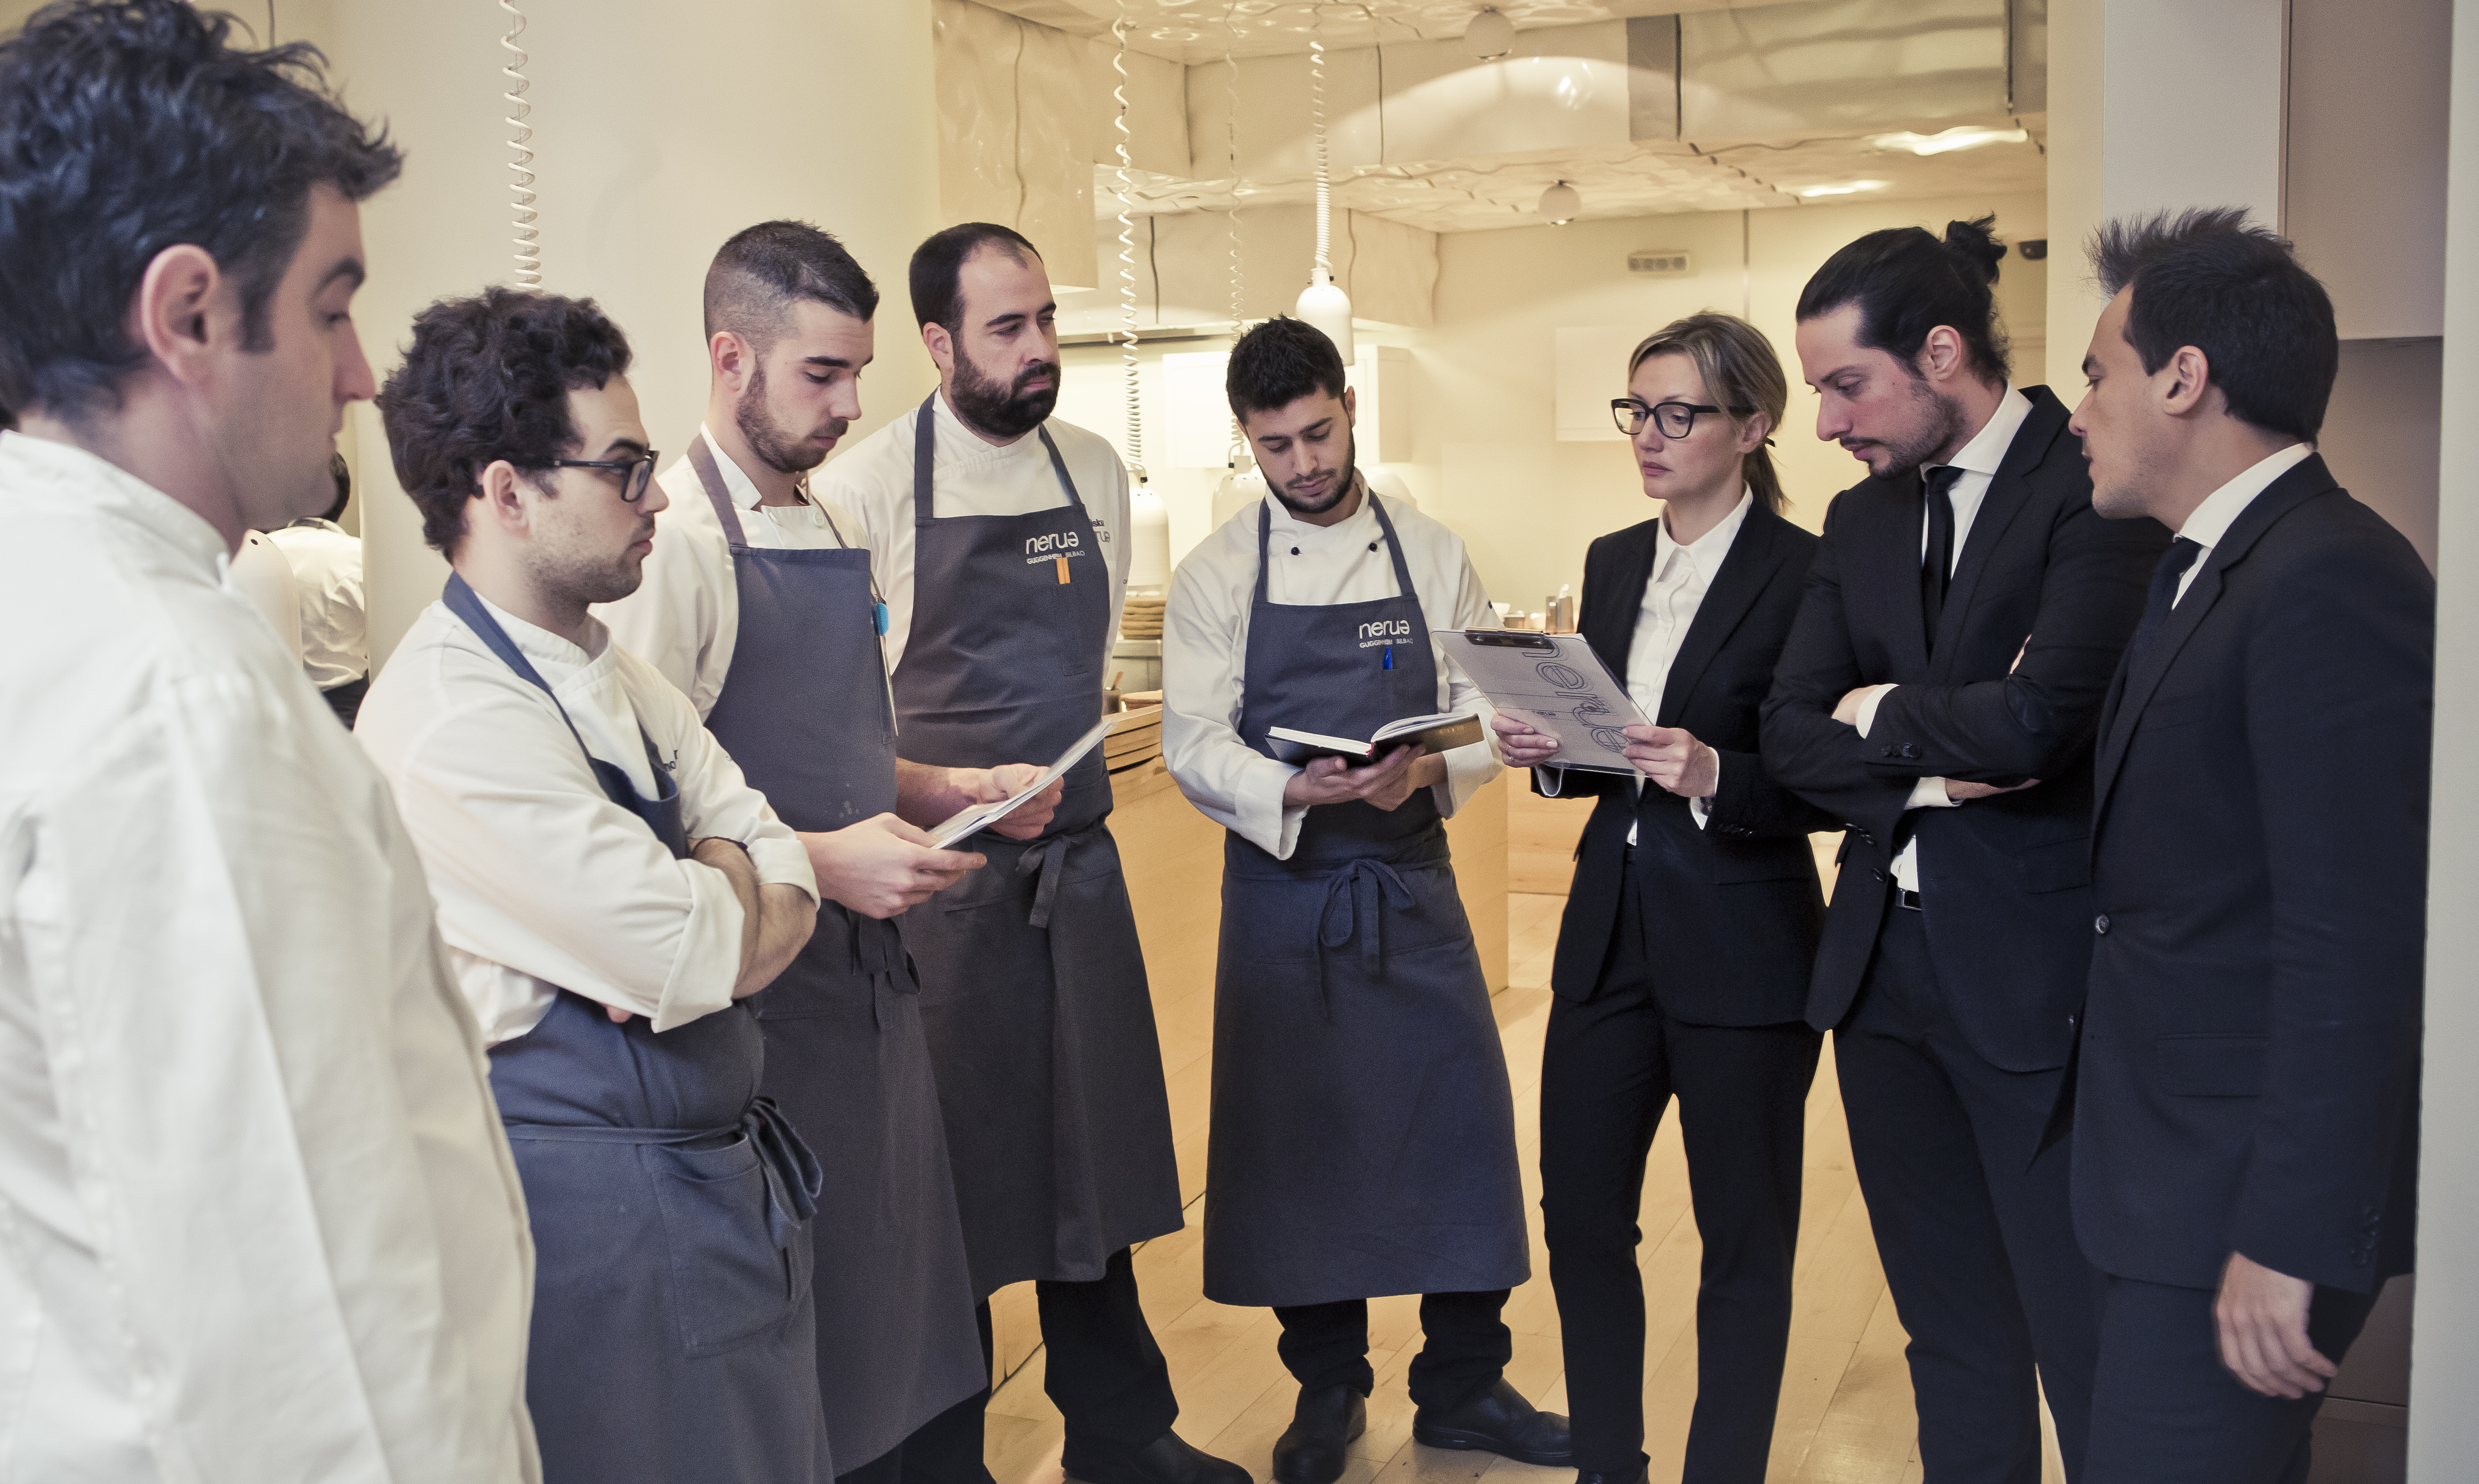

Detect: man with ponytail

[1761,217,2169,1484]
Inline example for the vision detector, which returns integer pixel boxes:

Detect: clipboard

[1451,630,1647,775]
[925,714,1120,848]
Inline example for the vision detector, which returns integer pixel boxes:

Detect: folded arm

[1757,516,1914,844]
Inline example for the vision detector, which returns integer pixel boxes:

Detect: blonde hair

[1625,311,1790,515]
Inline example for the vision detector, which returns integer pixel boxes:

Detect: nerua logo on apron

[1357,617,1412,649]
[1023,528,1088,584]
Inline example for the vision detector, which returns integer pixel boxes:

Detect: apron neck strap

[685,435,748,554]
[1252,478,1415,604]
[440,572,667,821]
[914,389,1085,527]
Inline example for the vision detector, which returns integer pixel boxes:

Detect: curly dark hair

[1225,316,1347,421]
[377,288,633,556]
[0,0,402,418]
[1796,215,2011,385]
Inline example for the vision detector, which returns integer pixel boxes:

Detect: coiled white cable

[1112,2,1143,481]
[1310,31,1331,280]
[500,0,540,288]
[1225,0,1244,337]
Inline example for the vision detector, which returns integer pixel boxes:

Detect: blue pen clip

[872,600,890,637]
[1382,645,1394,670]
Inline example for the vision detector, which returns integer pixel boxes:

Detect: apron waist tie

[1314,858,1418,1020]
[1014,832,1076,930]
[504,1094,823,1248]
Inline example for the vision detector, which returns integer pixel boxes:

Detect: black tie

[1920,465,1962,652]
[2126,537,2204,667]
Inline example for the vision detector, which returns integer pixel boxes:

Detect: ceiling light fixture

[1465,6,1514,61]
[1294,21,1355,361]
[1538,180,1581,226]
[1870,125,2030,156]
[1798,180,1888,198]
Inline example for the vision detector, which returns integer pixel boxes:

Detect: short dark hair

[2089,207,2338,442]
[703,220,878,351]
[1226,317,1348,421]
[909,223,1041,332]
[0,0,402,418]
[323,450,351,524]
[1796,216,2010,383]
[376,288,633,556]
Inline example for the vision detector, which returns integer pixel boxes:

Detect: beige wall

[281,0,942,669]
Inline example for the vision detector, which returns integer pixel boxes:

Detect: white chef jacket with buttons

[601,426,879,719]
[1536,489,1751,840]
[816,389,1130,675]
[356,595,817,1046]
[267,517,368,690]
[1163,483,1502,860]
[0,431,540,1483]
[1850,384,2034,892]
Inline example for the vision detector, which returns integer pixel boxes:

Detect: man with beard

[1160,318,1566,1484]
[1758,219,2167,1484]
[605,220,1046,1484]
[819,223,1235,1484]
[360,287,830,1483]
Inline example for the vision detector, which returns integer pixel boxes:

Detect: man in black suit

[2066,209,2427,1483]
[1760,218,2168,1484]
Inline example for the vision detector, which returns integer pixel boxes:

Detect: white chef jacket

[227,528,304,663]
[1850,384,2034,892]
[267,517,368,690]
[1536,490,1750,839]
[1162,482,1503,861]
[356,595,817,1046]
[0,431,539,1483]
[817,389,1129,676]
[600,426,879,719]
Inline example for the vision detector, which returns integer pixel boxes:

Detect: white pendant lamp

[1539,180,1581,226]
[1294,27,1354,361]
[1465,7,1515,60]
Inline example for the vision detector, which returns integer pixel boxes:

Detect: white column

[2410,5,2479,1472]
[305,0,942,667]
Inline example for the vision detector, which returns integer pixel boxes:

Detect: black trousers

[897,1247,1180,1482]
[1272,1289,1511,1410]
[1539,854,1821,1483]
[1836,902,2102,1484]
[2084,1272,2381,1484]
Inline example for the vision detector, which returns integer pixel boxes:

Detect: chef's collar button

[1291,546,1301,555]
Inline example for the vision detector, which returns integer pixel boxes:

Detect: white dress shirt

[817,390,1130,675]
[1558,489,1753,839]
[0,432,539,1483]
[227,528,304,663]
[357,596,816,1046]
[600,427,877,719]
[2172,443,2314,603]
[267,517,368,690]
[1850,385,2034,892]
[1162,484,1503,860]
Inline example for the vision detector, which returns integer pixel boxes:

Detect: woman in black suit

[1493,313,1836,1484]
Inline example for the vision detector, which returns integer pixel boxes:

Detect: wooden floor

[985,888,2066,1484]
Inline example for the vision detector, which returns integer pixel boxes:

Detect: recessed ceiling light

[1798,180,1889,198]
[1870,126,2031,156]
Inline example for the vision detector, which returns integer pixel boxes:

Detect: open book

[1266,712,1484,766]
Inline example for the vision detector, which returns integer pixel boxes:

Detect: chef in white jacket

[358,286,831,1484]
[1160,318,1564,1484]
[0,5,536,1479]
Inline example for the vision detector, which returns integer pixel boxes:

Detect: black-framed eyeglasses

[547,450,660,502]
[1610,399,1752,438]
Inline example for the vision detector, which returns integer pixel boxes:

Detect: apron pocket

[651,1137,805,1356]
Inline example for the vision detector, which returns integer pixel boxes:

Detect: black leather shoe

[1069,1431,1252,1484]
[1272,1385,1367,1484]
[1410,1379,1573,1466]
[1573,1469,1648,1484]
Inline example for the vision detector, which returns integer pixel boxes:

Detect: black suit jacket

[1760,386,2170,1072]
[1542,502,1837,1024]
[2075,455,2428,1294]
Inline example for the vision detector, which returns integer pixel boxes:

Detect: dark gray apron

[685,439,986,1470]
[1201,495,1529,1308]
[443,574,834,1484]
[889,393,1182,1294]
